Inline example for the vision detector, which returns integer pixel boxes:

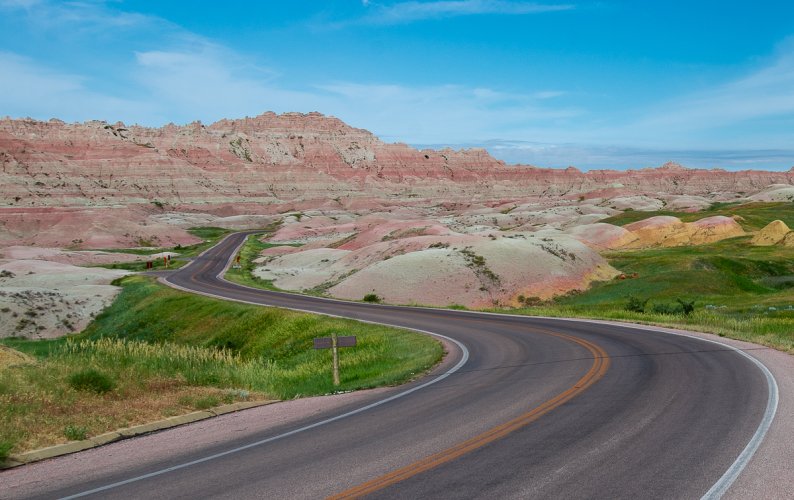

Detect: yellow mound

[751,220,791,246]
[619,216,745,249]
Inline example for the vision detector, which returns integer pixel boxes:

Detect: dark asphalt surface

[40,232,770,499]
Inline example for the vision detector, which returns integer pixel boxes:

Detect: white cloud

[128,45,581,142]
[131,46,325,124]
[0,51,153,123]
[0,0,155,31]
[622,38,794,147]
[356,0,573,25]
[315,82,579,143]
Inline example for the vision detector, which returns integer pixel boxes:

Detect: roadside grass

[0,275,442,456]
[94,227,232,272]
[493,231,794,353]
[223,232,299,291]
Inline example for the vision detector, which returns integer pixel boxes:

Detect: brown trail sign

[313,333,357,386]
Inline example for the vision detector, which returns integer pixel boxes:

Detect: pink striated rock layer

[2,113,794,209]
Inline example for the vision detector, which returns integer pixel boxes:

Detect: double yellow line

[330,328,610,499]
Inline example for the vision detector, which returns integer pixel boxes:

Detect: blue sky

[2,1,794,170]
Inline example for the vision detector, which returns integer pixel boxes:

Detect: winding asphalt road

[41,232,776,499]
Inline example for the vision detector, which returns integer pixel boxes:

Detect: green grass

[78,276,443,396]
[490,211,794,353]
[0,276,442,457]
[223,232,298,291]
[602,201,794,231]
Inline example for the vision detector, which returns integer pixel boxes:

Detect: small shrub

[363,293,382,303]
[625,296,648,313]
[63,425,88,441]
[677,298,696,316]
[517,295,543,307]
[68,369,116,394]
[0,440,13,461]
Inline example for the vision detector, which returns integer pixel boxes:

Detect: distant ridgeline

[1,112,793,207]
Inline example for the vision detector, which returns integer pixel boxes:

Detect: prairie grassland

[502,203,794,353]
[0,276,442,458]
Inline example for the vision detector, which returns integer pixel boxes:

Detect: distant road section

[38,232,774,498]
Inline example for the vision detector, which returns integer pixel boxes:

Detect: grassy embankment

[499,202,794,353]
[0,275,442,459]
[96,227,232,272]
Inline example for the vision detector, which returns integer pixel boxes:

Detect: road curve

[42,232,774,499]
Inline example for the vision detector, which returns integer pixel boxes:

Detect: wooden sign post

[313,333,357,386]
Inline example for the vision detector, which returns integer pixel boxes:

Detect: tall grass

[57,338,275,392]
[0,276,442,457]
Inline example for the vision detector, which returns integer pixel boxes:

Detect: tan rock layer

[619,216,745,249]
[751,220,792,246]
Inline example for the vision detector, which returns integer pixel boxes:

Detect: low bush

[677,298,696,316]
[0,439,12,461]
[68,369,116,394]
[625,296,648,313]
[363,293,382,303]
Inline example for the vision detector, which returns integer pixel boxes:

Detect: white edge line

[508,313,780,500]
[182,232,779,498]
[98,232,776,499]
[62,235,470,500]
[524,316,779,500]
[184,233,782,497]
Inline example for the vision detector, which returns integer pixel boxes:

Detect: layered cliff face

[2,112,794,209]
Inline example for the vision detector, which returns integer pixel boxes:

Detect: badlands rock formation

[2,111,793,328]
[1,112,793,249]
[564,223,639,250]
[619,216,745,248]
[0,259,130,339]
[2,113,794,208]
[257,228,618,308]
[751,220,794,246]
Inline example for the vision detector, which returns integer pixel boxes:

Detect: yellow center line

[328,328,610,499]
